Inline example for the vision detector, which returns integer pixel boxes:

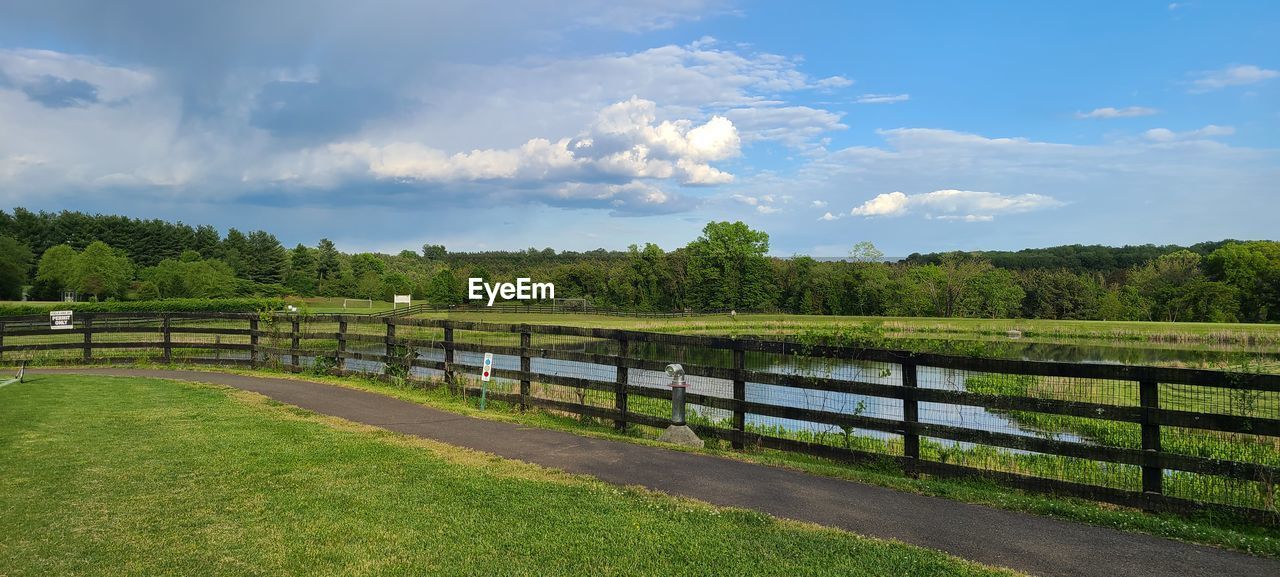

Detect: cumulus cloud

[850,189,1064,220]
[818,211,838,221]
[811,200,827,208]
[1142,124,1235,142]
[1189,64,1278,93]
[1075,106,1158,119]
[255,97,740,215]
[855,93,909,104]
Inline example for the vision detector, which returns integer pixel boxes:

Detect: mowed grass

[0,375,1017,577]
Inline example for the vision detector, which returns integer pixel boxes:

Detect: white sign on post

[50,310,73,330]
[481,352,493,382]
[393,294,411,308]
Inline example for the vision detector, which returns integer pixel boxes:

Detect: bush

[0,298,287,317]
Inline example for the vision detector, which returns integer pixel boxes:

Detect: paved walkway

[32,368,1280,577]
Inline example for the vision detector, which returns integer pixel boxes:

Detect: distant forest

[1,208,1277,323]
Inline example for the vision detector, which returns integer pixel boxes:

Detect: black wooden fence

[1,311,1276,524]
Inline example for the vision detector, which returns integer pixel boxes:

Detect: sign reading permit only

[481,353,493,382]
[50,310,73,330]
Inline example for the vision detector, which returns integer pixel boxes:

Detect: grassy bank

[412,311,1280,341]
[0,374,1016,577]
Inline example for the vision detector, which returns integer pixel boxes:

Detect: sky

[0,1,1276,256]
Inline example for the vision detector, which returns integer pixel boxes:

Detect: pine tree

[244,231,288,285]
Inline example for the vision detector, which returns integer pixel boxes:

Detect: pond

[325,339,1098,449]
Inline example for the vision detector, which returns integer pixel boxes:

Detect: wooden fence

[1,311,1277,524]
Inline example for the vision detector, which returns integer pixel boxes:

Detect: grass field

[288,296,398,314]
[0,374,1016,577]
[413,311,1280,343]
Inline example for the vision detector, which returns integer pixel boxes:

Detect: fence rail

[1,311,1277,524]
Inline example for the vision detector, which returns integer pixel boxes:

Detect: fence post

[384,318,396,375]
[614,338,628,430]
[249,317,259,369]
[901,360,920,475]
[82,313,93,361]
[337,319,348,372]
[0,321,6,362]
[732,346,746,449]
[162,315,172,363]
[519,326,531,411]
[1140,380,1163,495]
[290,318,301,371]
[443,323,455,390]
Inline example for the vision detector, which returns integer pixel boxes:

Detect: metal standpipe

[658,364,703,448]
[670,370,688,425]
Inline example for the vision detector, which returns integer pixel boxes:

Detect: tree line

[1,208,1277,323]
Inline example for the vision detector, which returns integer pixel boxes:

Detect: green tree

[425,268,465,305]
[244,231,288,285]
[141,254,238,298]
[685,221,775,311]
[1130,250,1207,321]
[73,241,134,300]
[421,244,447,260]
[963,268,1026,318]
[221,229,249,278]
[1205,241,1280,322]
[0,236,32,300]
[849,241,884,263]
[381,271,413,301]
[286,244,319,295]
[316,239,341,280]
[192,225,221,258]
[31,244,79,300]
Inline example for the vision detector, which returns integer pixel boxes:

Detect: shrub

[0,298,287,317]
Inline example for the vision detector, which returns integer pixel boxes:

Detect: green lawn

[0,375,1015,577]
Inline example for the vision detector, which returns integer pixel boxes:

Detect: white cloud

[818,211,838,221]
[814,76,854,88]
[935,214,994,222]
[1142,124,1235,142]
[811,199,827,208]
[1190,64,1278,93]
[855,93,909,104]
[724,106,846,147]
[756,205,779,214]
[851,189,1064,220]
[1075,106,1158,119]
[273,97,740,189]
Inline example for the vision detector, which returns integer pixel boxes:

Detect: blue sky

[0,1,1275,256]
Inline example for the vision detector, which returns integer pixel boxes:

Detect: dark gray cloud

[250,80,400,139]
[20,74,99,107]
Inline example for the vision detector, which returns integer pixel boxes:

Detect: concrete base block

[658,424,705,448]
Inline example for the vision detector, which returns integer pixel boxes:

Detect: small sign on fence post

[480,352,493,410]
[50,310,73,330]
[394,294,411,309]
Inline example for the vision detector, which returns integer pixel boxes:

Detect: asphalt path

[29,368,1280,577]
